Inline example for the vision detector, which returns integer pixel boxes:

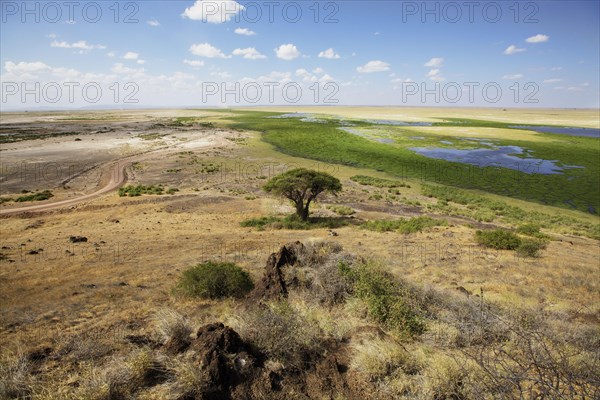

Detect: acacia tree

[264,168,342,221]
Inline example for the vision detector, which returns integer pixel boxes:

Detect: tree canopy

[263,168,342,221]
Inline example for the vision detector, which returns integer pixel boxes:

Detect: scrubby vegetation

[362,216,447,234]
[516,238,547,258]
[1,240,598,399]
[350,175,410,188]
[339,260,426,337]
[240,214,350,230]
[516,223,550,239]
[423,184,600,239]
[326,204,355,215]
[476,229,548,257]
[173,261,254,299]
[475,229,522,250]
[118,184,178,197]
[0,190,54,204]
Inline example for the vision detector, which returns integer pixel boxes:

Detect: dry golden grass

[1,108,598,398]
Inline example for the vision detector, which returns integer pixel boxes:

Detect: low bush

[327,204,355,216]
[118,184,165,197]
[173,261,253,299]
[350,175,410,188]
[516,238,547,258]
[516,223,549,239]
[475,229,521,250]
[240,215,350,230]
[339,261,425,337]
[362,216,447,234]
[14,190,53,202]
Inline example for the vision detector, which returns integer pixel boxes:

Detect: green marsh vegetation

[224,111,598,215]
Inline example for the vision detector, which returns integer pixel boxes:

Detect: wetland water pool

[510,125,600,138]
[410,145,584,175]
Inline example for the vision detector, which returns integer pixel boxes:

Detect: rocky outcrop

[252,241,305,300]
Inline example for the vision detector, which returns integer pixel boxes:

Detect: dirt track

[0,134,229,216]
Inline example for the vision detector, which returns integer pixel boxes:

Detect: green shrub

[516,224,549,239]
[516,238,547,258]
[14,190,53,202]
[118,184,167,197]
[339,261,425,337]
[240,215,349,230]
[240,216,281,230]
[174,261,253,299]
[475,229,521,250]
[350,175,410,188]
[362,216,447,234]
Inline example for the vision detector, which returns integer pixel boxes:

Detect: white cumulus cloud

[356,60,390,73]
[183,59,205,67]
[147,19,160,26]
[51,40,105,51]
[182,0,244,23]
[526,34,549,43]
[123,51,139,60]
[318,48,340,59]
[189,43,230,58]
[111,63,145,75]
[504,45,526,55]
[503,74,523,79]
[234,27,256,36]
[4,61,50,74]
[427,68,444,81]
[232,47,266,59]
[274,44,300,60]
[424,57,444,68]
[543,78,562,83]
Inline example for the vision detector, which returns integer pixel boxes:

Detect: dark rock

[69,236,88,243]
[81,284,97,289]
[27,347,52,363]
[456,286,472,297]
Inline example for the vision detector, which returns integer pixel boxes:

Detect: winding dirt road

[0,135,227,216]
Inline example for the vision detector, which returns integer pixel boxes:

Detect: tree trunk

[295,201,309,221]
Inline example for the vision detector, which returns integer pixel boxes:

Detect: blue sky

[1,0,599,108]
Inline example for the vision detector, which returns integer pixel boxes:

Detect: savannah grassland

[0,107,599,399]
